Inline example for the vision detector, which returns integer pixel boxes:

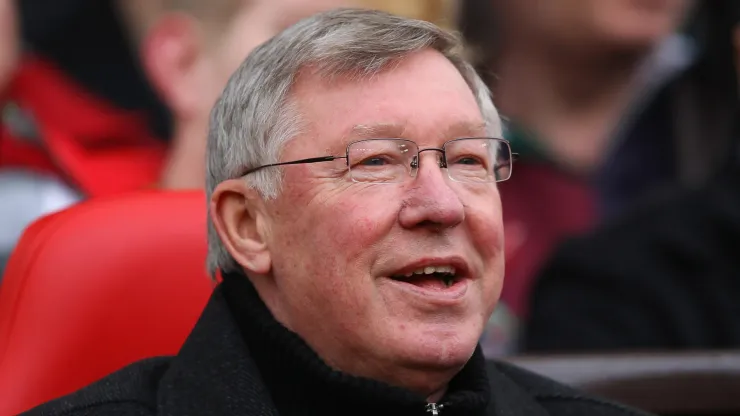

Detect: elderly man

[27,9,648,416]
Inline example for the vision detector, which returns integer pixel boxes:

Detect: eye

[453,156,484,165]
[358,156,391,166]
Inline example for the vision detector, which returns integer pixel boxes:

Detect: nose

[398,152,465,230]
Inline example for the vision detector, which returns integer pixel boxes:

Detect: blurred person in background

[119,0,352,190]
[523,0,740,353]
[459,0,738,355]
[0,0,17,92]
[362,0,455,28]
[0,0,349,275]
[0,0,171,276]
[0,0,20,272]
[524,158,740,352]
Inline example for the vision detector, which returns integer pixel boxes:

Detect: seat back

[506,351,740,415]
[0,191,214,415]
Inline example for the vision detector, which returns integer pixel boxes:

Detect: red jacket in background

[0,56,166,196]
[499,162,596,318]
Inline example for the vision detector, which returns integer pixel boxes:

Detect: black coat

[25,286,650,416]
[524,165,740,352]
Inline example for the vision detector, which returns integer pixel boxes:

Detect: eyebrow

[347,123,408,140]
[345,120,488,143]
[442,120,489,138]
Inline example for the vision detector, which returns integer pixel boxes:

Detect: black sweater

[221,273,490,416]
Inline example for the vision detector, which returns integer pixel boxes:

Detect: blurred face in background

[0,0,18,92]
[141,0,351,126]
[498,0,693,51]
[119,0,350,188]
[200,0,352,114]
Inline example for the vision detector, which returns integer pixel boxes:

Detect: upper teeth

[404,265,456,277]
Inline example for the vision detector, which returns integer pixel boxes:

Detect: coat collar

[156,287,279,415]
[154,285,571,416]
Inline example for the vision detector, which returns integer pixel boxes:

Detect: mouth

[384,258,472,300]
[390,265,462,290]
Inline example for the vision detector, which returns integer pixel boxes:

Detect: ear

[210,179,272,275]
[140,13,205,119]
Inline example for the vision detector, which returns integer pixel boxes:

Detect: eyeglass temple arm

[492,152,519,174]
[242,155,347,176]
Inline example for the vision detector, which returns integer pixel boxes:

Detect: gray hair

[206,8,501,277]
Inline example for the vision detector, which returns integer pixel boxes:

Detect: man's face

[0,0,18,92]
[501,0,692,50]
[261,50,504,391]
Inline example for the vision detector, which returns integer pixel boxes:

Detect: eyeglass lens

[347,138,511,183]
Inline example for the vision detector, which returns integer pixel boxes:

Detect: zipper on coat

[425,403,444,415]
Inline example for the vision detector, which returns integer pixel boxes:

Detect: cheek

[473,214,504,258]
[273,197,396,320]
[274,183,398,273]
[466,196,505,308]
[466,193,505,255]
[319,200,390,255]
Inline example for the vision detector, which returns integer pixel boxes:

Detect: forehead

[288,49,490,154]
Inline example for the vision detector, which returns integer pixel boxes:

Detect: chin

[394,326,481,370]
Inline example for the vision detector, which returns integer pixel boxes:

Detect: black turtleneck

[221,272,491,416]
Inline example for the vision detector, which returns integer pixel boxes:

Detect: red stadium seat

[0,191,215,415]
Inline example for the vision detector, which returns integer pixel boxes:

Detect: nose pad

[412,149,447,172]
[437,154,447,169]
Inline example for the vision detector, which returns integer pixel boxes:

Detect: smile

[384,259,471,303]
[391,265,459,289]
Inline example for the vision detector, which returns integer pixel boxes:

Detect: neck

[221,273,491,416]
[494,39,649,172]
[253,276,462,400]
[427,386,447,403]
[159,118,207,189]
